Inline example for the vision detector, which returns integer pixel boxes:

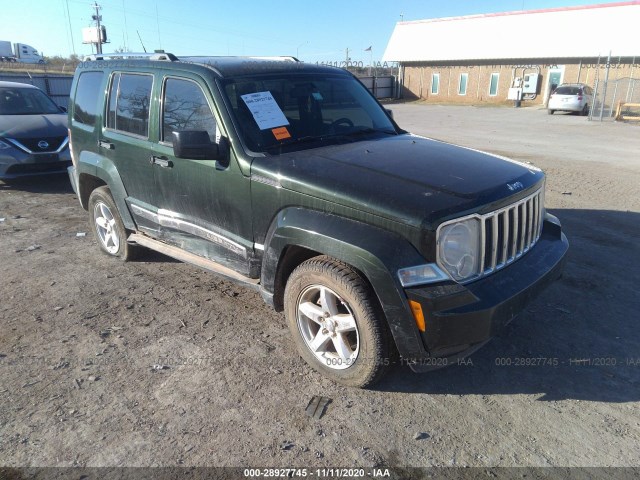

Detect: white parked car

[548,83,593,115]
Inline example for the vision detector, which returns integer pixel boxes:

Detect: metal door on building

[545,68,564,105]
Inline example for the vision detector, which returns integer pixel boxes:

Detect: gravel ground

[1,104,639,470]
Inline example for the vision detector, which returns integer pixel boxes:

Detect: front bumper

[403,217,568,372]
[0,150,72,179]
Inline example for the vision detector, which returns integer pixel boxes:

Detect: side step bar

[128,233,260,289]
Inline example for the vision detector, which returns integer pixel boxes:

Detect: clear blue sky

[0,0,627,62]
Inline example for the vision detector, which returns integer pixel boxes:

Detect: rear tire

[581,104,589,116]
[88,186,141,261]
[547,109,554,115]
[284,255,395,388]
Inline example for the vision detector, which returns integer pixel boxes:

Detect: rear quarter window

[73,71,104,125]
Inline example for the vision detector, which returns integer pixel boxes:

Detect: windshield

[220,73,397,153]
[0,86,61,115]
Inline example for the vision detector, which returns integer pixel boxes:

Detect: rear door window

[106,73,153,137]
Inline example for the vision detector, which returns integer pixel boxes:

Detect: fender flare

[260,207,429,359]
[76,151,135,230]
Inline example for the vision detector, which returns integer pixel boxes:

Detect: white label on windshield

[240,91,289,130]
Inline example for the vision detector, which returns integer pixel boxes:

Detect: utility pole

[92,2,103,54]
[345,47,350,64]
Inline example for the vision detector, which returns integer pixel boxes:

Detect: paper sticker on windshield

[240,91,289,130]
[272,126,291,140]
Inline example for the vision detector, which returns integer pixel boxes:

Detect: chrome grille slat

[533,195,539,245]
[490,215,499,270]
[480,188,544,278]
[479,219,486,275]
[527,199,534,248]
[537,190,545,238]
[512,206,519,260]
[500,211,508,265]
[518,203,525,254]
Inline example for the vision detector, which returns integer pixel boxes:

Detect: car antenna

[137,30,147,53]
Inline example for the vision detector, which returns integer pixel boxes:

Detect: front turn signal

[409,300,426,332]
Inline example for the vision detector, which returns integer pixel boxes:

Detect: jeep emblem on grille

[37,140,49,150]
[507,181,524,191]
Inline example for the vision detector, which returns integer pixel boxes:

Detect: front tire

[548,109,554,115]
[284,256,394,387]
[88,186,140,261]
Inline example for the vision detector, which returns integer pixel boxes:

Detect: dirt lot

[1,104,639,470]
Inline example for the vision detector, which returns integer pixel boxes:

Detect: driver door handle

[150,156,173,168]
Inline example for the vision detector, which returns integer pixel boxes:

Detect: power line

[67,0,294,48]
[155,4,162,49]
[64,0,76,55]
[121,0,129,50]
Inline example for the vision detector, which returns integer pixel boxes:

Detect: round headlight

[438,218,481,282]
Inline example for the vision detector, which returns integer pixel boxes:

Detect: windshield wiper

[265,135,325,151]
[327,127,396,141]
[348,127,396,136]
[265,128,396,152]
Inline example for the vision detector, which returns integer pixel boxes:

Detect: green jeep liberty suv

[67,53,568,387]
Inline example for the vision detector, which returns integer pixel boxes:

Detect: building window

[431,73,440,95]
[489,73,499,96]
[458,73,468,95]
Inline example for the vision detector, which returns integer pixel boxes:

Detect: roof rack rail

[246,56,300,62]
[83,52,178,62]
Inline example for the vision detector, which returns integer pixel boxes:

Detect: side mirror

[172,130,221,160]
[58,106,67,113]
[385,108,394,119]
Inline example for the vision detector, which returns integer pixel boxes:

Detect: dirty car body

[67,54,568,386]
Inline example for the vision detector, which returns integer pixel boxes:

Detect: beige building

[383,2,640,106]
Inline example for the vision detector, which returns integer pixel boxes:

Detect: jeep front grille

[480,188,544,275]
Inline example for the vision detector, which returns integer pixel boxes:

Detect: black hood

[252,134,544,227]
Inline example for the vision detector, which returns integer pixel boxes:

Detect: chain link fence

[589,75,640,122]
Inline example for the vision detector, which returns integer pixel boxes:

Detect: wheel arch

[260,207,429,360]
[271,244,322,311]
[78,173,106,210]
[75,152,135,230]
